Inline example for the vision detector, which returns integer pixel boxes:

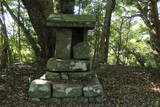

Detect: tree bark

[21,0,55,60]
[21,0,76,61]
[99,0,116,63]
[149,0,160,65]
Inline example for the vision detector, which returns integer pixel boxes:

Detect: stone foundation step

[30,96,104,104]
[28,76,104,103]
[47,58,90,72]
[40,71,95,80]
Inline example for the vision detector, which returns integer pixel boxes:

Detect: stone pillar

[55,28,72,59]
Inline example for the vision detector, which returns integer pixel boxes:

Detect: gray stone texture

[47,14,96,28]
[45,72,60,80]
[28,79,51,98]
[55,29,72,59]
[83,84,103,97]
[88,96,104,103]
[61,73,69,79]
[62,97,88,104]
[29,98,41,102]
[83,78,103,97]
[76,97,89,104]
[68,71,94,79]
[41,98,61,103]
[47,58,89,71]
[52,83,82,97]
[73,42,90,59]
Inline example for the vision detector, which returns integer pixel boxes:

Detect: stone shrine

[28,14,104,104]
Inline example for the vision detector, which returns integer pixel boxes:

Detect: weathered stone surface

[45,72,60,80]
[61,98,76,103]
[47,14,96,28]
[29,98,41,102]
[61,73,69,80]
[47,58,89,71]
[90,76,101,84]
[52,83,82,97]
[95,96,104,103]
[55,29,72,59]
[52,83,67,97]
[41,98,61,103]
[83,84,103,97]
[83,78,103,97]
[76,97,89,104]
[62,97,88,103]
[73,42,90,59]
[28,79,51,98]
[65,84,82,97]
[88,96,104,103]
[68,71,94,79]
[0,84,6,92]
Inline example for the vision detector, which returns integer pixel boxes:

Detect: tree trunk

[149,0,160,65]
[21,0,75,61]
[21,0,54,61]
[99,0,116,63]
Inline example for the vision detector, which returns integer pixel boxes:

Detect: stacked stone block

[28,14,104,104]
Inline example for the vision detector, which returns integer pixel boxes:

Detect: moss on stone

[46,14,96,28]
[47,14,96,22]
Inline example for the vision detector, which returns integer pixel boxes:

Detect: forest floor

[0,63,160,107]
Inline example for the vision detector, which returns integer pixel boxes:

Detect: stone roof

[46,14,96,29]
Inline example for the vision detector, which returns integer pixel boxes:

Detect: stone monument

[28,14,104,104]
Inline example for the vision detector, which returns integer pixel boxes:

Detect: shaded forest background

[0,0,160,68]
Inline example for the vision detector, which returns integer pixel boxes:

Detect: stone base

[28,75,104,104]
[40,71,95,80]
[47,58,90,72]
[29,96,104,104]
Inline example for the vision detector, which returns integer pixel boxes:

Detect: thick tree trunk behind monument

[21,0,54,60]
[21,0,75,61]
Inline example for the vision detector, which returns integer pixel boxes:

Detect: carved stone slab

[55,29,72,59]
